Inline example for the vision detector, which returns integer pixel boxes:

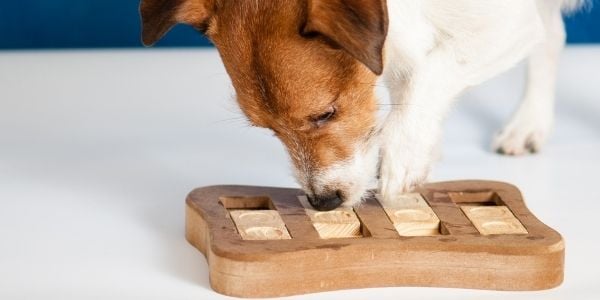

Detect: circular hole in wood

[393,209,432,221]
[237,211,276,223]
[244,226,284,239]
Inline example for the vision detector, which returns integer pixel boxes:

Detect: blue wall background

[0,0,598,49]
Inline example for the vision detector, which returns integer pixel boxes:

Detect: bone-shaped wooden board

[185,180,564,297]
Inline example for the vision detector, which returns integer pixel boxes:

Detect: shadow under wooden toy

[185,180,564,297]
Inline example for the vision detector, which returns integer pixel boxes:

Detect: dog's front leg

[378,57,458,204]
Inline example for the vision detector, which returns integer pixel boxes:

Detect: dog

[140,0,586,211]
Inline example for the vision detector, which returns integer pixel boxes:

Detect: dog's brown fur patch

[207,1,378,172]
[141,0,384,176]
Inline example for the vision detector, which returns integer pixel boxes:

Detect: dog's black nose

[307,191,343,211]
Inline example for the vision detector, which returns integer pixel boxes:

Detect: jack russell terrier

[140,0,586,210]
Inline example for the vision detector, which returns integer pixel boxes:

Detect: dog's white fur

[311,0,584,206]
[302,132,381,206]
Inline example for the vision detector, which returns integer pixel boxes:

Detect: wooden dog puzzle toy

[185,180,564,297]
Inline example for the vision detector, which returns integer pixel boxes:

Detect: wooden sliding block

[384,206,440,236]
[461,205,528,235]
[379,193,441,236]
[305,209,361,239]
[298,196,361,239]
[229,210,291,240]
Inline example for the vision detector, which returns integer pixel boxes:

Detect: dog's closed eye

[311,106,336,128]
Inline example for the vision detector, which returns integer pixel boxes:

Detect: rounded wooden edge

[203,247,565,297]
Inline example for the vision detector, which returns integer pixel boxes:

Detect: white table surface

[1,47,599,299]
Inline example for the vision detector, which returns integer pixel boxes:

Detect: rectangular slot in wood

[298,196,363,239]
[219,195,274,210]
[448,191,502,206]
[379,193,441,236]
[220,195,291,240]
[461,205,528,235]
[448,191,527,235]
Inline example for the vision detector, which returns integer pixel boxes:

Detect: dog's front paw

[493,109,552,155]
[377,151,431,206]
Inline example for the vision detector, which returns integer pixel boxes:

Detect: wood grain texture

[381,192,429,208]
[185,180,565,297]
[229,210,291,240]
[298,196,361,238]
[380,193,441,236]
[426,192,479,235]
[383,206,440,236]
[461,205,528,235]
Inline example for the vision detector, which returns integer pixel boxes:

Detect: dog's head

[141,0,388,210]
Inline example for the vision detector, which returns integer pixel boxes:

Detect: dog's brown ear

[140,0,215,46]
[303,0,388,75]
